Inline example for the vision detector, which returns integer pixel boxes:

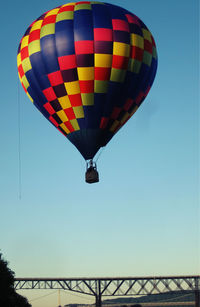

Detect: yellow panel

[22,75,30,90]
[21,35,29,49]
[110,68,126,83]
[64,81,80,95]
[152,46,157,59]
[81,93,94,106]
[17,53,22,67]
[28,40,41,55]
[58,96,71,109]
[77,67,94,80]
[22,57,32,73]
[130,34,144,49]
[70,119,80,131]
[26,91,34,103]
[74,4,91,10]
[94,80,108,93]
[142,29,152,42]
[95,54,112,67]
[110,120,119,132]
[45,8,60,17]
[40,24,55,38]
[120,112,129,125]
[113,42,130,57]
[60,123,70,134]
[30,20,43,32]
[128,58,142,74]
[56,11,74,22]
[57,110,68,122]
[143,50,152,67]
[130,105,138,116]
[73,106,84,118]
[18,72,22,83]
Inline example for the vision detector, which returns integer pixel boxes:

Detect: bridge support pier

[95,294,102,307]
[95,279,102,307]
[195,290,200,307]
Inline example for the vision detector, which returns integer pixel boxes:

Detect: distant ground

[64,291,195,307]
[102,291,195,306]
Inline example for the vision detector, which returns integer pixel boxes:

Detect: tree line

[0,252,31,306]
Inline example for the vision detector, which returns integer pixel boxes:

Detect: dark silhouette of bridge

[14,275,200,307]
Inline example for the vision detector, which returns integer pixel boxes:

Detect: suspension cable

[17,79,22,200]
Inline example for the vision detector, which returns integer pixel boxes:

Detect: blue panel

[30,52,51,90]
[138,63,150,93]
[129,24,143,36]
[92,3,112,28]
[24,26,31,36]
[26,70,47,104]
[103,81,125,116]
[77,118,87,129]
[94,93,105,116]
[67,129,103,159]
[105,3,128,20]
[123,71,138,99]
[113,31,130,44]
[74,10,94,41]
[40,34,60,73]
[27,86,49,119]
[55,20,75,56]
[148,58,158,87]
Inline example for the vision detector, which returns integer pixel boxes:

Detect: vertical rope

[17,79,22,199]
[94,146,105,163]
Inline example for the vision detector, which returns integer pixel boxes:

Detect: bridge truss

[15,275,200,307]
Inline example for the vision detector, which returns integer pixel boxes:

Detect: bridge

[14,275,200,307]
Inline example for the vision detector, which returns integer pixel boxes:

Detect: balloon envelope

[17,1,158,160]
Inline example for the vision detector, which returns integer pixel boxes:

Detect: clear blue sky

[0,0,199,306]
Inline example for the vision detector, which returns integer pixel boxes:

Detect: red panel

[125,14,140,26]
[144,85,151,96]
[43,15,57,26]
[124,98,133,111]
[79,80,94,93]
[58,126,67,137]
[131,46,143,61]
[29,30,40,43]
[48,71,63,86]
[69,94,82,106]
[18,64,24,78]
[64,121,75,132]
[100,117,109,129]
[112,19,129,32]
[151,35,156,47]
[44,102,55,115]
[49,115,59,127]
[111,107,121,119]
[94,28,113,41]
[22,83,27,93]
[20,47,29,61]
[64,108,76,120]
[135,91,144,104]
[75,41,94,54]
[58,55,77,70]
[112,55,129,70]
[59,5,75,13]
[95,67,111,80]
[43,87,57,101]
[144,39,153,54]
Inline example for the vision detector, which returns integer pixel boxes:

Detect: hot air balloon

[17,1,158,183]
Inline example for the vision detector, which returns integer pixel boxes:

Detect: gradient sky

[0,0,199,306]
